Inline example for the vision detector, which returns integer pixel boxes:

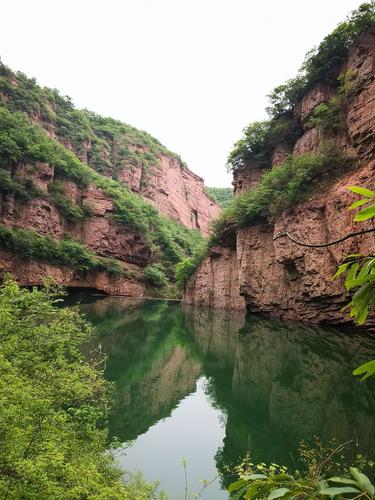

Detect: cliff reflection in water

[81,298,375,474]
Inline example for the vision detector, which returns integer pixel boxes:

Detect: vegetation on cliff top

[227,2,374,172]
[266,1,375,118]
[0,62,187,178]
[0,277,161,498]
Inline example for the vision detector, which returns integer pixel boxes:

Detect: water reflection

[80,298,375,497]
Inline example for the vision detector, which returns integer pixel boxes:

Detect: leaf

[347,186,375,197]
[349,198,372,210]
[268,488,290,499]
[228,479,247,493]
[354,205,375,221]
[332,262,351,280]
[327,476,359,486]
[244,482,262,499]
[353,360,375,380]
[319,485,360,497]
[244,474,268,480]
[344,253,365,259]
[350,468,375,496]
[345,262,359,289]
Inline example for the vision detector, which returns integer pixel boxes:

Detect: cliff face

[184,29,375,324]
[0,67,219,236]
[0,161,150,294]
[0,64,219,293]
[117,152,219,235]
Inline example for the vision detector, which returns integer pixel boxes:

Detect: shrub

[228,440,374,499]
[175,242,209,289]
[205,187,233,208]
[144,264,168,288]
[227,116,299,171]
[0,277,161,498]
[232,149,352,227]
[0,224,124,275]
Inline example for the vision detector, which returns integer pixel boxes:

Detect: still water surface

[77,296,375,499]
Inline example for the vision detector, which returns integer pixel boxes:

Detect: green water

[78,296,375,499]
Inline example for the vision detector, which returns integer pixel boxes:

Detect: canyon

[184,28,375,324]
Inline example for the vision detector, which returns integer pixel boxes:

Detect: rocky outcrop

[118,153,219,236]
[184,29,375,324]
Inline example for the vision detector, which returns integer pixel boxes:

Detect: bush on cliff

[222,148,351,231]
[0,224,124,275]
[227,116,299,171]
[144,264,169,288]
[205,187,233,208]
[0,277,160,498]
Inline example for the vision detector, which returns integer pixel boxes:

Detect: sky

[0,0,366,187]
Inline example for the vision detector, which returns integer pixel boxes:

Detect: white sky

[0,0,365,187]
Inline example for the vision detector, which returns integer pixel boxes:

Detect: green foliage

[0,169,35,200]
[308,71,353,133]
[226,149,351,229]
[205,187,234,208]
[0,63,187,174]
[144,264,168,288]
[227,117,299,171]
[0,224,124,275]
[0,277,161,498]
[332,184,375,379]
[333,185,375,325]
[175,242,209,289]
[228,441,374,499]
[308,97,343,134]
[266,2,375,118]
[0,106,91,186]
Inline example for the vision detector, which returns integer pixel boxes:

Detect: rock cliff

[184,29,375,324]
[0,63,219,293]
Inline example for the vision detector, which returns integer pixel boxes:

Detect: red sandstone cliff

[0,64,220,294]
[184,29,375,324]
[117,152,220,236]
[0,162,149,294]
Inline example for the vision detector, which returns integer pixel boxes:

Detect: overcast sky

[0,0,365,187]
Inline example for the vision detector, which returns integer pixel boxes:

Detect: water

[77,296,375,499]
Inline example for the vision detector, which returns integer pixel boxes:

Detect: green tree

[0,277,161,498]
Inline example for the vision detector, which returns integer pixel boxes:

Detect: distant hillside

[205,187,233,208]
